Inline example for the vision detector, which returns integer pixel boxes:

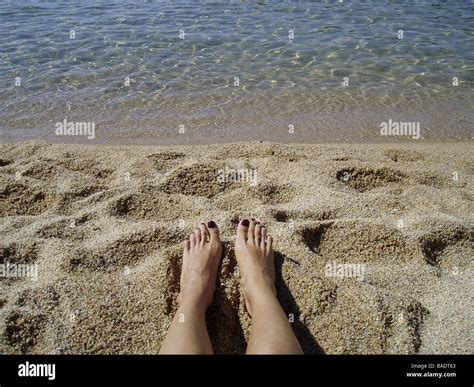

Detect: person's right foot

[234,218,276,316]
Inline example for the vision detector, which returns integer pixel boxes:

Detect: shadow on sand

[274,251,325,354]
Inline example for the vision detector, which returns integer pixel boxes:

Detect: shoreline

[1,135,473,147]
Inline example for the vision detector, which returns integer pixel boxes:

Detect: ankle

[178,296,208,315]
[241,272,276,295]
[179,285,212,311]
[242,280,278,311]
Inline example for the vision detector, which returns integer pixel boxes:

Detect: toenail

[208,221,217,228]
[256,221,261,225]
[241,219,250,227]
[251,218,255,221]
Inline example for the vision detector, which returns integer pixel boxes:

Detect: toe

[193,228,201,245]
[260,226,267,250]
[183,239,191,253]
[189,233,196,248]
[199,223,208,245]
[207,221,220,242]
[237,218,250,240]
[248,219,256,242]
[254,223,262,245]
[265,234,273,255]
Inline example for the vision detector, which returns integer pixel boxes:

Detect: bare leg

[235,219,303,354]
[159,221,222,354]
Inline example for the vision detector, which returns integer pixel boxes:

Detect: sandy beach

[0,140,472,354]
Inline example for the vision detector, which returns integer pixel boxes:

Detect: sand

[0,140,472,354]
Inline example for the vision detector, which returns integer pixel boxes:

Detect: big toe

[207,220,220,242]
[237,218,250,240]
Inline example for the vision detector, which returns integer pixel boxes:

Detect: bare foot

[234,218,276,316]
[179,221,222,310]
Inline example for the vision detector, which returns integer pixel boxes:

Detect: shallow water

[0,0,473,143]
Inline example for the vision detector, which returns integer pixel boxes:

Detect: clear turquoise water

[0,0,473,143]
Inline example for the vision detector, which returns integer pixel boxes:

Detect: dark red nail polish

[256,221,261,224]
[241,219,250,227]
[207,221,217,228]
[251,218,255,221]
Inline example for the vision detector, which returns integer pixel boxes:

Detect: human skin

[159,219,302,354]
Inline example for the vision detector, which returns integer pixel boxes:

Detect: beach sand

[0,140,472,354]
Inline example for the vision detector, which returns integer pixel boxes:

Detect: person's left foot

[179,221,222,310]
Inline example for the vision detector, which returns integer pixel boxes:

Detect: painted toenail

[241,219,250,227]
[251,218,255,221]
[207,221,217,228]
